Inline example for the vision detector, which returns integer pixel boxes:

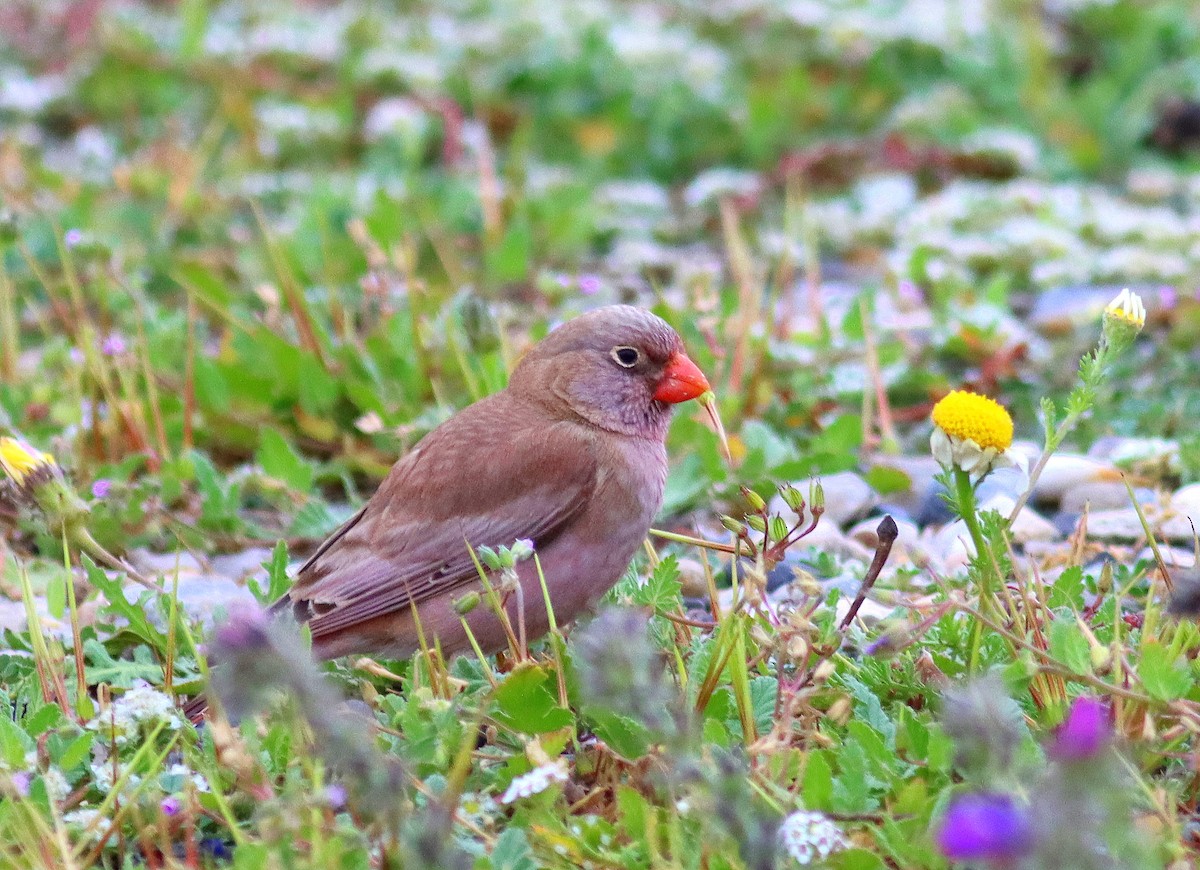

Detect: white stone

[1031,454,1118,504]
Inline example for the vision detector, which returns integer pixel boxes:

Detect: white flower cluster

[88,683,182,746]
[499,761,568,804]
[778,810,849,865]
[63,808,106,843]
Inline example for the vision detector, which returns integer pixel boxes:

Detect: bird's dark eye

[611,346,640,368]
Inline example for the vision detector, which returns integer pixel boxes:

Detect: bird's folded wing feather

[287,402,599,637]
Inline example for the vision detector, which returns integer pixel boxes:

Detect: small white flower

[88,682,182,745]
[778,810,849,865]
[499,761,568,804]
[63,808,106,843]
[1103,288,1146,328]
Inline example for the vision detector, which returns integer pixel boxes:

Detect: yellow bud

[811,659,836,684]
[826,696,852,726]
[0,437,56,487]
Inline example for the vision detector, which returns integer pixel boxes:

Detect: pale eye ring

[611,346,640,368]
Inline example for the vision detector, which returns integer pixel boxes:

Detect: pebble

[0,597,76,642]
[128,548,205,577]
[1089,436,1180,477]
[865,455,940,514]
[1028,285,1122,335]
[210,547,275,583]
[1082,508,1148,542]
[119,575,258,630]
[1059,481,1153,514]
[1144,546,1196,568]
[792,520,876,563]
[676,557,710,599]
[1170,482,1200,514]
[1031,454,1119,506]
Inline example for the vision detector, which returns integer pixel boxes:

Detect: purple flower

[12,771,32,797]
[212,603,271,652]
[935,793,1034,863]
[160,796,182,816]
[324,783,347,811]
[91,479,111,499]
[896,279,924,304]
[1050,696,1110,761]
[64,229,83,248]
[100,333,127,356]
[577,273,603,295]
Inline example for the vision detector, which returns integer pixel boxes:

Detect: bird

[220,306,711,673]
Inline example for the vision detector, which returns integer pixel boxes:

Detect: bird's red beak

[653,351,710,404]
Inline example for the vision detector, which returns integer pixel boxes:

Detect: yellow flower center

[930,390,1013,451]
[0,437,55,486]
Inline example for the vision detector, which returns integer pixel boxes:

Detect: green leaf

[802,751,834,811]
[832,850,887,870]
[23,704,63,737]
[632,555,681,612]
[832,738,879,813]
[84,639,162,687]
[1139,642,1191,702]
[841,674,895,745]
[1048,616,1092,676]
[193,356,231,413]
[749,676,778,735]
[84,557,168,650]
[45,570,65,620]
[617,786,651,842]
[53,731,94,772]
[298,353,339,415]
[589,709,651,759]
[865,465,912,496]
[1048,566,1085,609]
[257,429,314,492]
[485,218,533,286]
[249,539,292,604]
[493,663,573,735]
[0,715,33,767]
[489,827,538,870]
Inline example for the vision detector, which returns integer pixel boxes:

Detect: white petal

[930,428,954,467]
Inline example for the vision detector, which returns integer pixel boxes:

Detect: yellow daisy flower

[0,437,57,488]
[930,391,1025,480]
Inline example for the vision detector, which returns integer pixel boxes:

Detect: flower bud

[746,515,766,533]
[809,481,824,513]
[1050,696,1110,761]
[453,591,481,615]
[741,486,766,512]
[826,696,852,726]
[810,659,836,684]
[720,515,747,536]
[935,793,1034,863]
[779,484,805,513]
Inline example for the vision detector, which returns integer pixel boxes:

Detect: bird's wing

[287,399,599,637]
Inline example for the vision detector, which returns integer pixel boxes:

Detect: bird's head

[510,305,710,438]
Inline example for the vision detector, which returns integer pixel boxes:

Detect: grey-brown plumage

[279,305,710,660]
